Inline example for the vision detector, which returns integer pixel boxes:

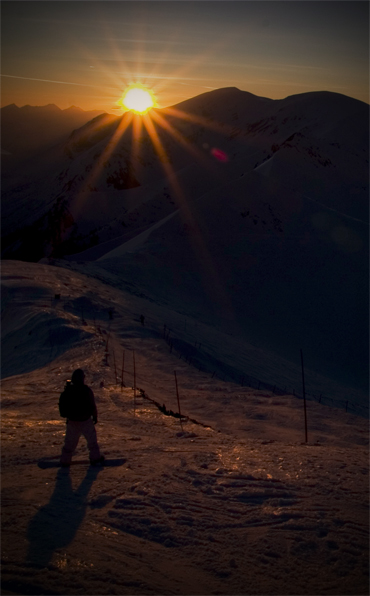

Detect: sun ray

[160,104,261,162]
[138,29,230,101]
[47,16,240,323]
[150,109,217,172]
[72,111,134,218]
[141,113,235,324]
[142,113,173,167]
[56,20,236,315]
[131,113,144,166]
[161,106,233,137]
[75,31,128,91]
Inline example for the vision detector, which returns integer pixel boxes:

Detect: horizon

[2,85,369,116]
[1,1,368,113]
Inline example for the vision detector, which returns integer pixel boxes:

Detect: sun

[119,84,156,114]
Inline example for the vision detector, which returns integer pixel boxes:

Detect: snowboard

[38,458,125,469]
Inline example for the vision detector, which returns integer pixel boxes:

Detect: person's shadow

[27,466,101,567]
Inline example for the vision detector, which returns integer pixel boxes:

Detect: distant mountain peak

[20,103,62,112]
[171,86,272,113]
[0,103,19,112]
[1,103,107,165]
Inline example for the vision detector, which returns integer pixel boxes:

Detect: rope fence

[161,323,369,417]
[101,323,369,419]
[49,293,369,418]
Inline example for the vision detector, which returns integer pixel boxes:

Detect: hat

[71,369,85,384]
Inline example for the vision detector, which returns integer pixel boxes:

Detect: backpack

[59,381,92,420]
[59,381,75,418]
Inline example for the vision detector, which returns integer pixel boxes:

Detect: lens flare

[211,147,228,162]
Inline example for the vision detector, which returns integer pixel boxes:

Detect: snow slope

[93,168,368,399]
[1,260,368,595]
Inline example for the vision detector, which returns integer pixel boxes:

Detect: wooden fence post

[121,349,125,390]
[133,350,136,417]
[113,348,118,386]
[300,349,308,443]
[174,371,183,431]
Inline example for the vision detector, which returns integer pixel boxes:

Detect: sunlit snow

[1,260,368,595]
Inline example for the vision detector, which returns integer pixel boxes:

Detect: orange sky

[1,1,368,112]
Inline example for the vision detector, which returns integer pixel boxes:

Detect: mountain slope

[1,88,368,396]
[95,162,368,392]
[2,88,368,258]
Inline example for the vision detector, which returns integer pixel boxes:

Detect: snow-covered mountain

[2,88,368,255]
[1,87,368,398]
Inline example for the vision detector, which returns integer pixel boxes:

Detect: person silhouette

[59,369,104,467]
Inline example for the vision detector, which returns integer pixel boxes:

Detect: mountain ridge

[1,102,104,113]
[0,103,106,168]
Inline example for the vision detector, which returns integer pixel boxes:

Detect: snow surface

[1,260,368,595]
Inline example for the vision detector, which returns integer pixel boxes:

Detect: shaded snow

[99,210,179,260]
[87,163,369,399]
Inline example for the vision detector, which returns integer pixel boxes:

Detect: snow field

[1,261,368,595]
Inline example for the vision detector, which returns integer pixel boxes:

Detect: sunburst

[119,84,156,114]
[66,40,236,319]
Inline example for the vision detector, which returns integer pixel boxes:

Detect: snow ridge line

[303,194,369,226]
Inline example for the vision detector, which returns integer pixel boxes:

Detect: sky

[1,1,369,113]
